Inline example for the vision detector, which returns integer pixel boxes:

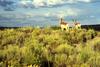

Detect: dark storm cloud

[0,0,14,7]
[0,0,16,11]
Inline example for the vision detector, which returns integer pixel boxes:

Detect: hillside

[0,27,100,67]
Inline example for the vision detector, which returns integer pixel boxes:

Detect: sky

[0,0,100,27]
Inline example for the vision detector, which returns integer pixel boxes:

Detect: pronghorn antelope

[74,22,81,29]
[60,18,69,31]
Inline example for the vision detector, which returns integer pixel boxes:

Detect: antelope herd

[60,18,81,31]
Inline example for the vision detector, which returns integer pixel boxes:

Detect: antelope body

[60,18,69,31]
[74,22,81,29]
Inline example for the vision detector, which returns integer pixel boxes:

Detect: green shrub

[0,27,99,67]
[92,38,100,52]
[55,44,75,55]
[87,53,100,67]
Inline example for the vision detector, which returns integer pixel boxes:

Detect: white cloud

[20,1,31,5]
[90,15,95,18]
[47,0,64,5]
[18,0,92,8]
[44,8,80,18]
[77,0,91,3]
[56,9,80,18]
[23,8,80,19]
[62,0,91,3]
[66,0,77,3]
[32,0,46,7]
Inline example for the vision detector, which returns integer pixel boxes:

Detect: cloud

[18,8,80,20]
[78,0,91,3]
[18,0,92,8]
[67,0,91,3]
[0,0,15,7]
[1,0,99,9]
[0,0,16,11]
[32,0,46,7]
[44,8,80,18]
[46,0,64,5]
[20,1,31,5]
[20,0,62,7]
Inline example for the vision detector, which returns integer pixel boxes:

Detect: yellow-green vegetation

[0,27,100,67]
